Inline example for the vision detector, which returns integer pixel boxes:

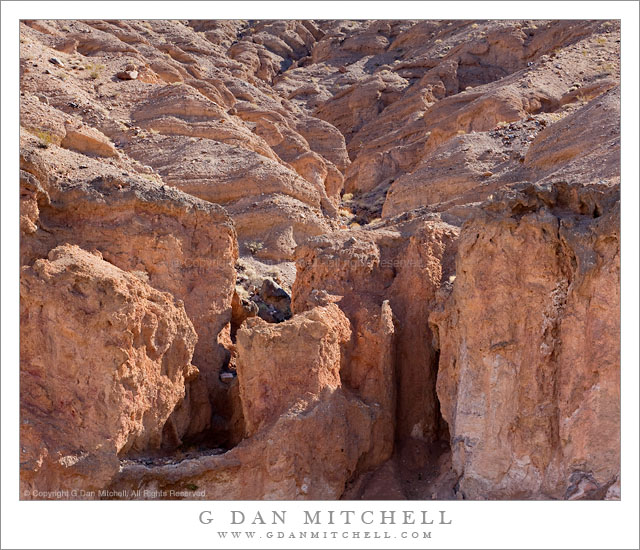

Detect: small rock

[48,57,64,67]
[43,69,52,75]
[261,278,290,302]
[220,372,235,382]
[116,70,138,81]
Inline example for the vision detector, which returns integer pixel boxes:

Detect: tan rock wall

[20,141,237,440]
[431,183,620,499]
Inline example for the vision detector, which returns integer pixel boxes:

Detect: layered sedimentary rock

[280,19,618,222]
[522,85,620,185]
[123,133,335,261]
[20,245,198,496]
[382,82,619,221]
[430,182,620,499]
[20,18,349,265]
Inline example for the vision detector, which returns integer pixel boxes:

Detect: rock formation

[430,182,620,500]
[20,245,198,497]
[110,304,386,499]
[19,19,620,500]
[236,304,350,437]
[20,133,237,443]
[292,218,459,448]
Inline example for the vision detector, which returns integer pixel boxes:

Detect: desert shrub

[85,63,105,80]
[35,129,54,148]
[246,241,264,255]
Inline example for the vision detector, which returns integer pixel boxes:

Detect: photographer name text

[199,509,452,526]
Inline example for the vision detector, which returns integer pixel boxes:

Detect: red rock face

[20,245,198,497]
[431,183,620,499]
[19,19,620,500]
[110,304,384,499]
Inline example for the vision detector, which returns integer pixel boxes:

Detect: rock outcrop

[109,304,389,499]
[382,83,620,221]
[430,182,620,499]
[293,218,458,449]
[236,305,350,437]
[20,134,237,442]
[111,389,375,499]
[123,134,335,261]
[20,245,198,497]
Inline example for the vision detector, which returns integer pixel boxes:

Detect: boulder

[20,245,198,497]
[116,70,138,80]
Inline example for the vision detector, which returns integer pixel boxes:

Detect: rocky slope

[19,19,620,500]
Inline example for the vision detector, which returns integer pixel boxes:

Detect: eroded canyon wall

[431,182,620,499]
[19,19,620,500]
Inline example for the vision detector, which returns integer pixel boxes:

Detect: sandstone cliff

[431,182,620,499]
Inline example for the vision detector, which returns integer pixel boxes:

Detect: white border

[2,2,638,549]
